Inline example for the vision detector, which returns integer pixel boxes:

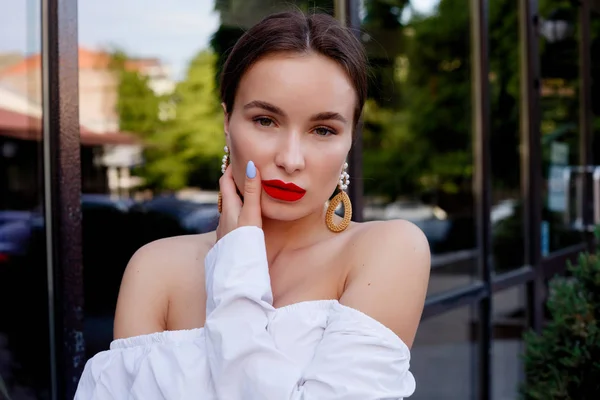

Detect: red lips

[261,180,306,202]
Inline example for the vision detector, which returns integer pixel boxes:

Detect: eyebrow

[244,100,285,116]
[310,112,347,124]
[243,100,348,125]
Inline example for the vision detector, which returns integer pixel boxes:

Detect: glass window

[411,306,477,399]
[488,0,525,272]
[359,0,478,295]
[539,0,586,252]
[492,285,526,399]
[0,0,51,398]
[77,0,336,359]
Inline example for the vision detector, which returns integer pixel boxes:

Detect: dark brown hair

[219,11,367,128]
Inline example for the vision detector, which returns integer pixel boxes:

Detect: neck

[262,205,329,257]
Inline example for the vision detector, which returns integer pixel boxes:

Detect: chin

[260,197,311,221]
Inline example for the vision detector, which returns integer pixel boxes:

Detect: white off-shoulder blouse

[74,226,416,399]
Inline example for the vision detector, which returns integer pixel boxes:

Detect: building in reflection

[0,47,178,203]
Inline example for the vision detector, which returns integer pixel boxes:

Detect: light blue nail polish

[246,160,256,179]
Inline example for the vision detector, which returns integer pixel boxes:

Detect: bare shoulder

[340,220,431,347]
[113,231,216,340]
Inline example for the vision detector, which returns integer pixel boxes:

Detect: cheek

[228,142,247,191]
[227,122,266,187]
[225,124,245,189]
[323,163,343,187]
[311,145,350,188]
[230,135,262,167]
[227,115,260,154]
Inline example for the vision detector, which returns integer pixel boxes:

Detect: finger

[219,164,242,215]
[238,160,262,227]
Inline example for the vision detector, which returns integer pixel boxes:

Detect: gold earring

[218,145,229,214]
[326,162,352,232]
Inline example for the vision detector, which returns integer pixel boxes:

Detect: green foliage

[404,0,473,192]
[360,0,477,200]
[111,51,163,136]
[113,49,225,191]
[520,235,600,399]
[360,0,583,202]
[362,99,428,199]
[362,0,407,29]
[139,51,225,191]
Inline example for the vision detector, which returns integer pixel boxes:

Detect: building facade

[1,0,599,399]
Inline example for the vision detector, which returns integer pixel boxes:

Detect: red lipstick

[262,180,306,202]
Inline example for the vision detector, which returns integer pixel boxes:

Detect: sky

[0,0,436,81]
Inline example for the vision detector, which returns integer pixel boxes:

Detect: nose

[274,132,305,175]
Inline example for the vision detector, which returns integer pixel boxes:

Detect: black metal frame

[471,0,493,396]
[40,0,595,399]
[42,0,85,399]
[580,0,595,237]
[519,0,545,337]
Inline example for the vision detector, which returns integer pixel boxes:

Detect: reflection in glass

[0,0,51,398]
[411,306,476,399]
[492,285,526,400]
[488,0,524,272]
[539,1,584,253]
[360,0,477,295]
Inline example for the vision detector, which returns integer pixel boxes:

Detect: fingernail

[246,160,256,179]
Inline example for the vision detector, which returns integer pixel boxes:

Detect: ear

[221,102,230,138]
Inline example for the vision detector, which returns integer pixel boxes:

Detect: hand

[216,160,262,240]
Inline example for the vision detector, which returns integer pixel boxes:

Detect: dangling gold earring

[217,145,229,214]
[326,162,352,232]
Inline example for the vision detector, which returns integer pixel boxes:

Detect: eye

[254,117,275,127]
[313,126,336,136]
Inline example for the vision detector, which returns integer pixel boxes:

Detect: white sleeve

[73,330,213,400]
[203,226,416,400]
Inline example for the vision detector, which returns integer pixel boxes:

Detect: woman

[75,10,430,400]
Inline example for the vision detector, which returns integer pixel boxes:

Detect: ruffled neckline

[110,299,409,354]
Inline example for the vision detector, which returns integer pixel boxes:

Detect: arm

[113,234,212,339]
[113,240,171,339]
[203,222,430,399]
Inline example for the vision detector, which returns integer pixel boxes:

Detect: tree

[141,51,225,191]
[361,97,428,199]
[113,49,225,191]
[360,0,525,205]
[403,0,473,198]
[358,0,476,203]
[111,50,162,136]
[361,0,409,107]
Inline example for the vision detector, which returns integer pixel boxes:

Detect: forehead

[235,52,356,116]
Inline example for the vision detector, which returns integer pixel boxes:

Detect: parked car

[132,195,219,234]
[0,210,34,229]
